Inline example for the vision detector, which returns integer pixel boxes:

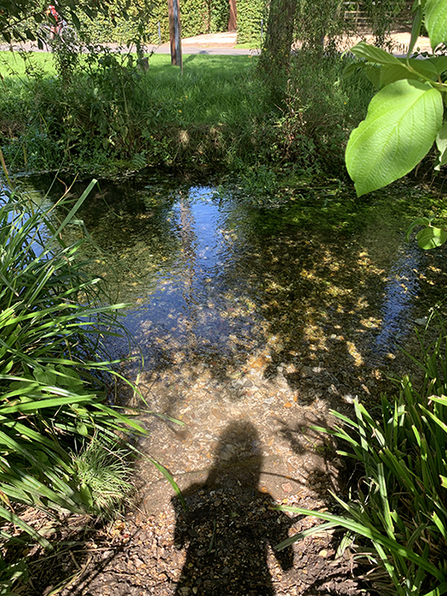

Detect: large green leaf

[350,41,402,66]
[435,122,447,170]
[416,226,447,249]
[407,2,424,56]
[379,60,437,88]
[425,0,447,50]
[428,56,447,75]
[406,216,432,241]
[346,79,443,196]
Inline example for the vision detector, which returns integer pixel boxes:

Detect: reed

[276,314,447,595]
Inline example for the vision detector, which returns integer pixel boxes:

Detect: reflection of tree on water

[172,421,294,595]
[180,196,199,343]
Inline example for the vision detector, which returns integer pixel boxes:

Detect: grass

[0,46,372,176]
[234,42,260,49]
[275,311,447,596]
[141,54,267,126]
[0,179,144,523]
[0,50,55,77]
[74,440,134,517]
[0,176,185,593]
[0,51,264,127]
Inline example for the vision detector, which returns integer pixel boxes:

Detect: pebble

[342,393,356,404]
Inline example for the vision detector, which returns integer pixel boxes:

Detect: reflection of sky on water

[15,176,446,376]
[374,245,422,355]
[0,187,53,258]
[122,186,263,363]
[113,185,429,369]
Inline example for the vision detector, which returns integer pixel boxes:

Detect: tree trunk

[168,0,182,68]
[228,0,237,31]
[261,0,297,73]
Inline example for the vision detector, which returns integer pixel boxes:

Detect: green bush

[72,0,230,45]
[210,0,230,33]
[236,0,266,44]
[256,52,374,176]
[277,314,447,595]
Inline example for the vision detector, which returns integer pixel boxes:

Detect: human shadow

[172,421,294,595]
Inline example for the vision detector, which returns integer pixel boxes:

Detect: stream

[22,173,447,510]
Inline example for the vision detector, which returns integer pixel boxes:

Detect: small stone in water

[414,317,428,326]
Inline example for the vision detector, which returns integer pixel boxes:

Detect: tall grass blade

[275,506,443,580]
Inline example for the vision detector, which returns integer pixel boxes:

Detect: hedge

[77,0,231,44]
[236,0,267,44]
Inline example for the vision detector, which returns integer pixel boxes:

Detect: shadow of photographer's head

[205,420,263,492]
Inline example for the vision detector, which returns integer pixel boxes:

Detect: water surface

[21,173,447,508]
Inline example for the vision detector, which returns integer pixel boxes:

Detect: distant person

[46,4,59,36]
[172,421,294,595]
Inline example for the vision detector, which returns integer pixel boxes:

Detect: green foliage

[209,0,230,33]
[346,76,443,196]
[0,0,153,45]
[406,215,447,249]
[262,52,374,176]
[345,0,447,246]
[0,179,185,592]
[0,52,276,174]
[294,0,346,52]
[180,0,210,38]
[425,0,447,48]
[0,47,372,177]
[69,0,230,45]
[276,314,447,594]
[259,0,351,78]
[73,440,134,517]
[362,0,407,46]
[236,0,266,44]
[0,556,28,596]
[0,181,148,592]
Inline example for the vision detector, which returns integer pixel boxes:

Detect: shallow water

[54,177,442,371]
[23,174,447,510]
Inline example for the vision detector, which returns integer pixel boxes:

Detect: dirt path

[0,30,433,55]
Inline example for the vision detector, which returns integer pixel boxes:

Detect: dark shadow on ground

[171,421,294,595]
[16,419,378,595]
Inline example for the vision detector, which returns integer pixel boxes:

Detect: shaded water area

[26,174,447,515]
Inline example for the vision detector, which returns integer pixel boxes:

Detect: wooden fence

[343,1,413,33]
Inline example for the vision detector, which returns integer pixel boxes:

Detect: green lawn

[0,49,55,77]
[0,51,265,127]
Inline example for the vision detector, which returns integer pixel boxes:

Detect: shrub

[257,52,375,176]
[237,0,266,44]
[0,179,149,592]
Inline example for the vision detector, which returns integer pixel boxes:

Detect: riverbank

[0,45,372,178]
[11,172,447,596]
